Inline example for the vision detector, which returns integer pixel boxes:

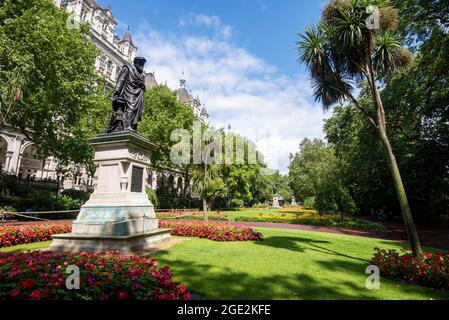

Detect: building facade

[1,0,209,196]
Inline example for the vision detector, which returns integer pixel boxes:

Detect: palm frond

[311,70,354,110]
[297,25,329,78]
[372,31,404,77]
[331,3,374,76]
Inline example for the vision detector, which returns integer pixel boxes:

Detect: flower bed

[159,220,263,242]
[372,248,449,290]
[0,251,190,300]
[156,211,199,218]
[0,224,72,248]
[235,213,385,231]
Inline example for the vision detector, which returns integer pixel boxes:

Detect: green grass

[220,208,284,219]
[1,229,448,300]
[0,241,52,253]
[153,228,449,300]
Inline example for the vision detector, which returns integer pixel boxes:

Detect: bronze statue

[108,57,147,132]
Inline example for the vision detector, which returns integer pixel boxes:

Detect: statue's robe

[112,63,146,128]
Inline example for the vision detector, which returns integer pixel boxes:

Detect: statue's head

[134,57,147,73]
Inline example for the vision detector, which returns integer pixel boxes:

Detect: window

[106,60,114,79]
[98,58,106,74]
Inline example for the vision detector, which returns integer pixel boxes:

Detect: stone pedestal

[272,195,280,209]
[291,196,297,206]
[51,130,171,254]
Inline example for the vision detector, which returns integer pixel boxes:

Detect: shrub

[159,220,263,242]
[146,187,159,207]
[234,213,384,231]
[61,189,91,204]
[372,248,449,290]
[0,224,72,248]
[54,195,82,210]
[12,194,81,212]
[230,199,245,208]
[303,197,316,210]
[0,251,190,300]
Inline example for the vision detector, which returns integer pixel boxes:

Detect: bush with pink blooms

[0,251,190,300]
[159,220,263,242]
[372,248,449,290]
[0,224,72,248]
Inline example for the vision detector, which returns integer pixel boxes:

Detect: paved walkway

[2,218,448,251]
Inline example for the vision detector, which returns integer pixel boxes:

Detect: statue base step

[50,228,172,255]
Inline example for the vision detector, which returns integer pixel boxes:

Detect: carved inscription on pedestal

[131,166,144,193]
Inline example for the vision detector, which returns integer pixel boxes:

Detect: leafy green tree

[289,138,354,214]
[289,139,333,200]
[269,171,292,201]
[323,1,449,221]
[139,85,197,207]
[140,85,196,169]
[391,0,449,46]
[0,0,110,165]
[297,0,422,256]
[324,104,392,215]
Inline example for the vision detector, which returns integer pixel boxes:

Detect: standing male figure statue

[108,56,147,132]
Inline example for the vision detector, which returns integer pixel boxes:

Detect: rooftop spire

[180,70,186,88]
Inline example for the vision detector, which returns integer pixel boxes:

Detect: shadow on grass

[155,234,375,300]
[154,233,449,300]
[155,252,374,300]
[254,236,369,262]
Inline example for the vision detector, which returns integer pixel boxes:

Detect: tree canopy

[0,0,110,166]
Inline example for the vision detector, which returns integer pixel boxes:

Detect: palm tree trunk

[378,127,423,257]
[203,198,208,222]
[366,64,423,257]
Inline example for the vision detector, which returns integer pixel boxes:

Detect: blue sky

[97,0,330,173]
[100,0,323,76]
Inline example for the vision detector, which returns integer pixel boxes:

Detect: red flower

[10,289,21,298]
[118,291,130,300]
[21,278,36,289]
[29,290,41,300]
[0,250,190,300]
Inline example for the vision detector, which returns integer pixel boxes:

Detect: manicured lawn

[0,241,52,253]
[2,228,448,300]
[220,208,284,219]
[153,228,449,300]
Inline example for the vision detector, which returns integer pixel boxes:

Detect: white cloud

[135,15,329,174]
[178,14,233,39]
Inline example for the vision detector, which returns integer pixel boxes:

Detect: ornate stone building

[1,0,209,197]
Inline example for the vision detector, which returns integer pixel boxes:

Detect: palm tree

[192,163,224,222]
[298,0,423,257]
